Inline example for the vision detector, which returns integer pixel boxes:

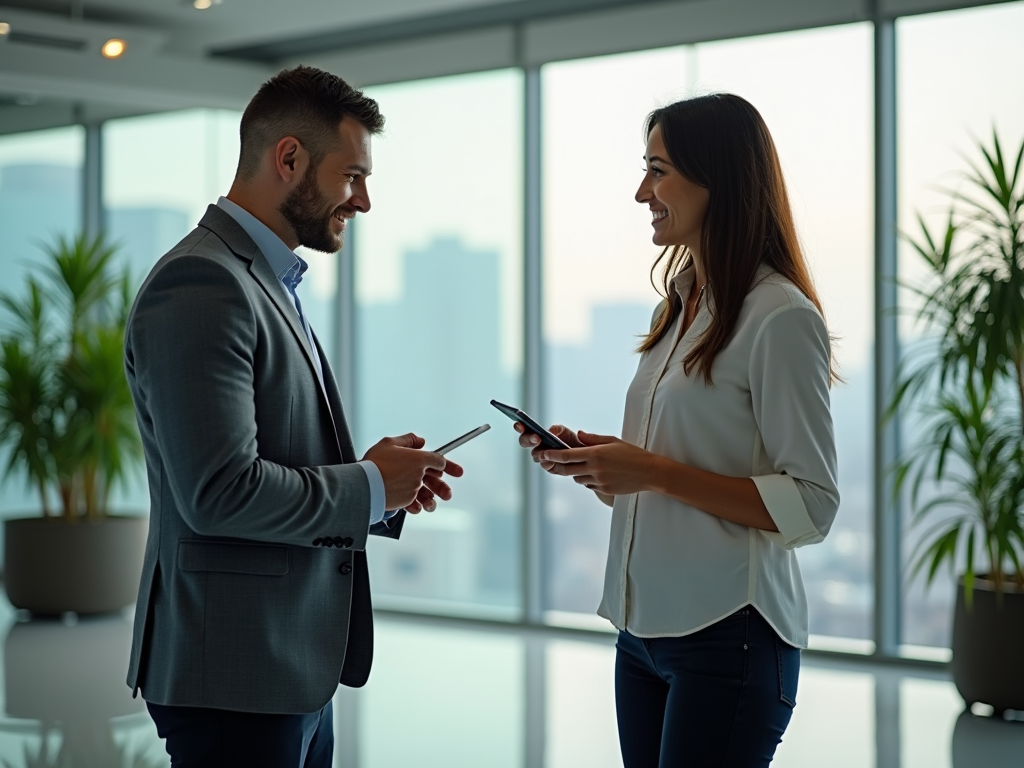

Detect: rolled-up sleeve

[748,305,840,549]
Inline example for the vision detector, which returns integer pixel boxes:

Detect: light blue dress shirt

[216,197,389,527]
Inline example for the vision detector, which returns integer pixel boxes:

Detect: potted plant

[0,232,147,615]
[893,131,1024,714]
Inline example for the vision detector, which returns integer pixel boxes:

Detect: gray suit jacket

[125,205,402,714]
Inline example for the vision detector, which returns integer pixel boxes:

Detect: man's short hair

[237,65,385,179]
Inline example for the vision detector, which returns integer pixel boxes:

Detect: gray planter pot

[3,515,148,616]
[951,576,1024,715]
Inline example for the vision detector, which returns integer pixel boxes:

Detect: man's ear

[273,136,306,183]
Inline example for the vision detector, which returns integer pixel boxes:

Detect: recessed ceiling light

[193,0,223,9]
[0,22,11,36]
[101,38,127,58]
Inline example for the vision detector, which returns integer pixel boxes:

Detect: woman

[517,93,839,767]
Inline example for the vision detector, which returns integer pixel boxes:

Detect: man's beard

[279,165,343,254]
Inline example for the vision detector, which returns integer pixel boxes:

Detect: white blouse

[597,264,839,648]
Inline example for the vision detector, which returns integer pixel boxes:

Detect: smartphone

[490,399,571,449]
[431,424,490,455]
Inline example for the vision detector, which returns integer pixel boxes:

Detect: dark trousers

[147,700,334,768]
[614,607,799,768]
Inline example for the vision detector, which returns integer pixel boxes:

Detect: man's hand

[363,433,464,513]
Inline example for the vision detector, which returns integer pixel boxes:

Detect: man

[124,65,462,767]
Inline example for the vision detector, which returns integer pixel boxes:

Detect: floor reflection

[0,612,165,768]
[951,709,1024,768]
[0,601,1021,768]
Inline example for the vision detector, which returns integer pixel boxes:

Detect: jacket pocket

[177,540,289,576]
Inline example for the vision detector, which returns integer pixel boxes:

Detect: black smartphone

[490,399,571,449]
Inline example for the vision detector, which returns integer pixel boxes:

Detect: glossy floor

[0,602,1020,768]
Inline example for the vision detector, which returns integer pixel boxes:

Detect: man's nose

[352,183,371,213]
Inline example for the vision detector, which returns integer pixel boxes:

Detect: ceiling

[0,0,1008,135]
[0,0,656,57]
[0,0,694,134]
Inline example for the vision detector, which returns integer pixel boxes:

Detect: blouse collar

[668,260,777,308]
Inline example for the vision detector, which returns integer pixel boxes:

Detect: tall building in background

[545,302,651,615]
[548,303,652,437]
[360,237,520,607]
[0,163,193,287]
[360,236,508,441]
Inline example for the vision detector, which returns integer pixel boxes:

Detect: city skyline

[0,151,956,645]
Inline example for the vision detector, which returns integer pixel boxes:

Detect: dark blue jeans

[147,700,334,768]
[615,607,799,768]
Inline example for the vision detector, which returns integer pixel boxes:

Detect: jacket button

[343,537,354,548]
[333,537,343,548]
[338,562,352,575]
[312,538,322,546]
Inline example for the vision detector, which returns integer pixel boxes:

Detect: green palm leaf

[0,231,142,520]
[893,130,1024,601]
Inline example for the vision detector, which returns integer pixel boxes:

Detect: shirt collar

[669,262,698,301]
[216,196,307,288]
[668,260,775,304]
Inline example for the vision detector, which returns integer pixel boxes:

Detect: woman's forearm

[646,455,778,532]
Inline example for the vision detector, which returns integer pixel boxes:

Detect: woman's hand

[515,422,779,528]
[514,422,583,454]
[532,430,659,497]
[515,424,615,506]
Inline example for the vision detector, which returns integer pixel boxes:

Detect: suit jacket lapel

[314,335,357,464]
[198,205,345,458]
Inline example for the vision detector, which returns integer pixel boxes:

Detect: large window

[356,70,524,615]
[896,0,1024,650]
[541,24,875,644]
[0,127,84,517]
[103,110,241,298]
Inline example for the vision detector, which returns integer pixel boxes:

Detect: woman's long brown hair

[637,93,839,385]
